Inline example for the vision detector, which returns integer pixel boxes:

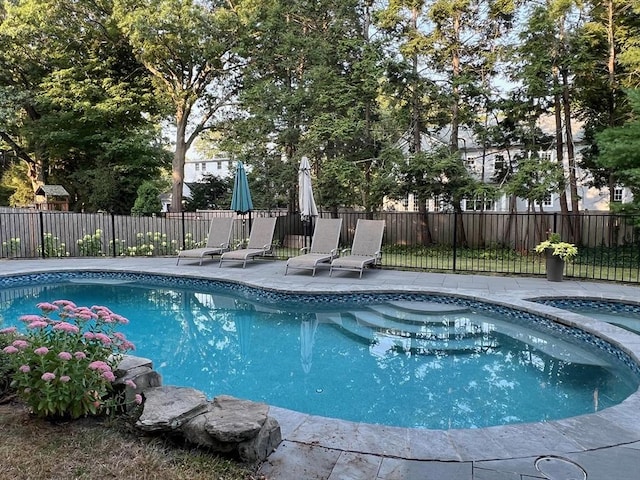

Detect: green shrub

[126,232,177,256]
[1,301,138,419]
[77,229,104,256]
[38,233,68,257]
[1,237,21,258]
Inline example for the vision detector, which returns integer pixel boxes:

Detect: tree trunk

[561,67,580,244]
[171,108,188,213]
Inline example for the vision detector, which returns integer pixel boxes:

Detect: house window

[539,151,554,162]
[535,193,553,208]
[463,196,494,211]
[201,162,207,171]
[195,163,200,171]
[494,155,504,172]
[613,186,623,202]
[464,158,475,170]
[401,195,409,210]
[411,193,419,212]
[216,161,222,170]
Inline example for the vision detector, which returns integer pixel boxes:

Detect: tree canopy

[1,0,640,215]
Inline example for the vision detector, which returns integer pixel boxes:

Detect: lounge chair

[285,218,342,276]
[176,217,234,265]
[330,219,385,278]
[219,217,278,268]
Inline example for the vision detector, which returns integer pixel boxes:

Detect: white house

[161,153,235,212]
[184,153,234,183]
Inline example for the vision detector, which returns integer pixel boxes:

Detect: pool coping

[2,257,640,465]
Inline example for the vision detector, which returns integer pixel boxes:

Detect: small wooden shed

[35,185,70,211]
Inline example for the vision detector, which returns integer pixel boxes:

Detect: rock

[238,416,282,463]
[205,395,269,443]
[136,386,208,432]
[178,395,282,462]
[114,355,153,377]
[181,407,236,453]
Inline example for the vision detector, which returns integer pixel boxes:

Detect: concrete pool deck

[1,257,640,479]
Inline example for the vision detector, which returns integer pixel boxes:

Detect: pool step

[328,313,496,355]
[383,301,471,315]
[367,303,472,325]
[352,310,486,339]
[490,319,610,366]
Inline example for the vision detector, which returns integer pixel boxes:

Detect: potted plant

[534,232,578,282]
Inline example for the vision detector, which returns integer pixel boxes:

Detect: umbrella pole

[308,217,314,249]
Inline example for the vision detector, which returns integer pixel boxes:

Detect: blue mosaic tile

[2,270,639,376]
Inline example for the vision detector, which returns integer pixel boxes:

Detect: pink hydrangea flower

[125,379,137,389]
[19,364,30,373]
[94,333,112,345]
[3,345,18,354]
[111,314,129,325]
[74,351,87,360]
[53,300,76,308]
[19,315,44,324]
[52,322,80,334]
[41,372,56,382]
[73,307,98,320]
[88,360,111,372]
[58,351,72,361]
[83,332,95,340]
[102,371,116,382]
[12,340,29,350]
[134,394,143,405]
[27,320,49,329]
[36,302,59,312]
[59,375,71,383]
[0,326,17,334]
[34,346,49,356]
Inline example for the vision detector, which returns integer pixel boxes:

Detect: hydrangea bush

[0,301,139,419]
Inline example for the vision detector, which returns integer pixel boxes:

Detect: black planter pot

[545,251,565,282]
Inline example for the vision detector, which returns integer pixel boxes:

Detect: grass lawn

[0,399,259,480]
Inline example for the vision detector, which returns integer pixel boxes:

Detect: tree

[131,181,163,216]
[183,174,233,211]
[227,0,389,213]
[0,0,168,213]
[113,0,243,213]
[596,89,640,212]
[504,152,565,241]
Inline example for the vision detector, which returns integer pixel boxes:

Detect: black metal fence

[1,208,639,283]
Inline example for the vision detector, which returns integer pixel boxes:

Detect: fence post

[452,211,458,272]
[181,210,186,250]
[111,213,117,257]
[39,211,46,259]
[553,211,557,234]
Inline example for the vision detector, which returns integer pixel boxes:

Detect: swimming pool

[1,271,639,430]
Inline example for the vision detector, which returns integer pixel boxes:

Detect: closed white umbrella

[298,156,318,221]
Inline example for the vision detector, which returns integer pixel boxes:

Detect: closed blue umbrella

[230,161,253,214]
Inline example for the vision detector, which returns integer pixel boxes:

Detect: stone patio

[2,257,640,479]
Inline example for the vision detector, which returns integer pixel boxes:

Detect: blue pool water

[1,272,639,429]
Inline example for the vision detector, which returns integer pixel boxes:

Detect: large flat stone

[136,386,208,432]
[204,395,268,443]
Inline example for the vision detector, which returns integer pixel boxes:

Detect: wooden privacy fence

[1,208,639,282]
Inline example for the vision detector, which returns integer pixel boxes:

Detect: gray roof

[35,185,70,197]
